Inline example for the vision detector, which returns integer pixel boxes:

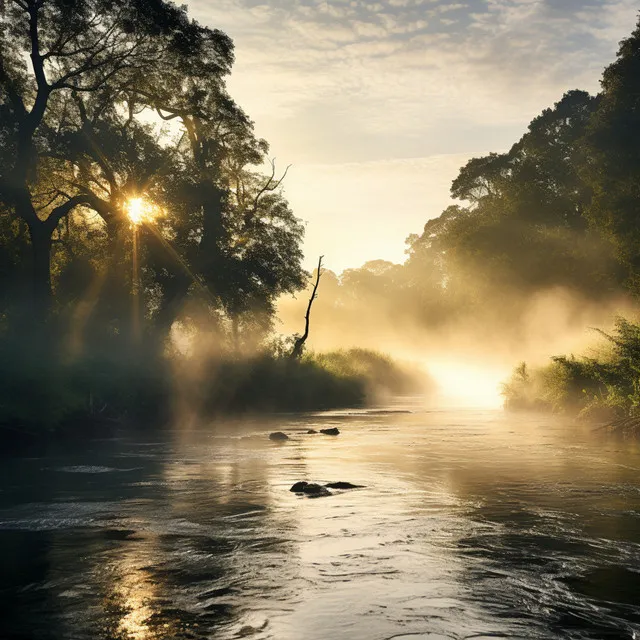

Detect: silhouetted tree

[582,17,640,287]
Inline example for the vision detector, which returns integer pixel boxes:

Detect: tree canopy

[0,0,305,350]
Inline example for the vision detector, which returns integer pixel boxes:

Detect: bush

[187,348,424,415]
[196,353,366,414]
[0,332,172,435]
[502,317,640,422]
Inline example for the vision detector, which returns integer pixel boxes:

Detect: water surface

[1,405,639,639]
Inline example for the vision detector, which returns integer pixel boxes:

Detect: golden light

[428,360,507,408]
[125,196,160,226]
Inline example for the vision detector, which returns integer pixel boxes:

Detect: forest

[3,0,640,436]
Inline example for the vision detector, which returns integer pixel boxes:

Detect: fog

[277,266,637,408]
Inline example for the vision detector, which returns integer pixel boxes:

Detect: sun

[125,196,160,226]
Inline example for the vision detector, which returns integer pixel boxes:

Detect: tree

[582,17,640,285]
[140,85,306,344]
[291,256,323,359]
[408,90,621,305]
[0,0,233,322]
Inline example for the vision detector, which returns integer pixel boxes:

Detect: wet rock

[303,483,332,497]
[269,431,289,441]
[290,481,332,497]
[320,427,340,436]
[307,429,318,434]
[325,481,365,490]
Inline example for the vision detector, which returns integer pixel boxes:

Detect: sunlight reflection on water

[1,405,639,639]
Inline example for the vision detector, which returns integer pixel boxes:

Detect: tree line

[4,3,640,430]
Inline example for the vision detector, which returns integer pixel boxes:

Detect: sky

[186,0,638,273]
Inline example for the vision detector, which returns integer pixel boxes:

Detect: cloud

[185,0,639,269]
[188,0,637,156]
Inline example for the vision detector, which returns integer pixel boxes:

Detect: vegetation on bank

[193,348,424,415]
[0,338,423,436]
[502,317,640,425]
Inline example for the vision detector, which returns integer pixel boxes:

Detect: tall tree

[583,17,640,286]
[0,0,233,321]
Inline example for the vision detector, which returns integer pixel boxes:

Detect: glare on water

[1,406,639,640]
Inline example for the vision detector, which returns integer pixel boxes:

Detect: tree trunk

[28,222,53,321]
[290,256,323,359]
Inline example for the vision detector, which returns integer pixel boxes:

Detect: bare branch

[245,159,291,221]
[44,191,113,232]
[290,256,323,359]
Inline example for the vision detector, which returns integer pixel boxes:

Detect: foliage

[312,349,424,401]
[502,318,640,422]
[582,20,640,278]
[192,348,423,415]
[0,0,305,343]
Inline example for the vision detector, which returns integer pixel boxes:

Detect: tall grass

[502,317,640,422]
[190,348,423,415]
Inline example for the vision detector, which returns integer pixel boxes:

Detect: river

[1,404,639,639]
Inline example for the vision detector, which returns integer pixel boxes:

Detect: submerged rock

[325,481,365,490]
[303,483,332,497]
[290,480,363,494]
[269,431,289,441]
[320,427,340,436]
[289,481,332,497]
[307,429,318,434]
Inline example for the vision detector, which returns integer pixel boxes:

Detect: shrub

[502,317,640,422]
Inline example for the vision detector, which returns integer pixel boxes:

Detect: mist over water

[278,278,637,407]
[2,405,639,640]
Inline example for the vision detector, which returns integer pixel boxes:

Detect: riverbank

[0,343,425,448]
[502,317,640,431]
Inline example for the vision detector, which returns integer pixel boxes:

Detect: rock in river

[307,429,318,434]
[325,481,365,490]
[320,427,340,436]
[269,431,289,441]
[289,481,332,497]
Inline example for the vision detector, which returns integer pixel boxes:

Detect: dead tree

[290,256,323,359]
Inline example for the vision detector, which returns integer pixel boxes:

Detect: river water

[1,404,639,639]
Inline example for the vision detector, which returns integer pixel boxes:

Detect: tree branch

[245,159,291,221]
[290,255,323,359]
[43,192,113,233]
